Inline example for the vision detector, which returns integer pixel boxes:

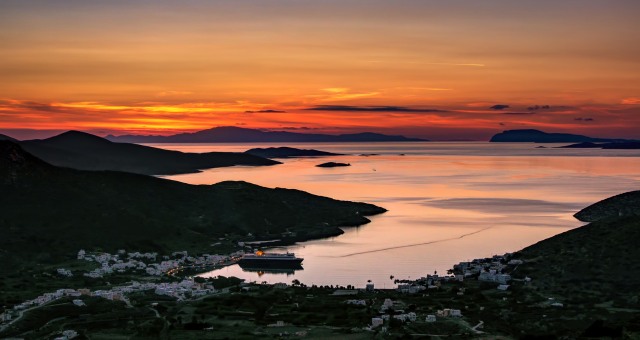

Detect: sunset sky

[1,0,639,140]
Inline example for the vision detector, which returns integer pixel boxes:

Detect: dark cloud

[501,112,536,115]
[489,104,510,110]
[574,117,595,122]
[0,100,59,112]
[305,105,446,112]
[499,122,506,126]
[244,109,286,113]
[527,105,551,111]
[278,126,320,130]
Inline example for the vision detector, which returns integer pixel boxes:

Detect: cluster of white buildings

[451,253,522,287]
[77,249,240,278]
[153,279,215,300]
[345,299,367,306]
[54,329,78,340]
[436,308,463,318]
[397,284,427,294]
[80,249,153,278]
[478,270,512,284]
[393,312,417,322]
[395,273,464,294]
[12,289,83,311]
[453,253,517,278]
[369,312,418,330]
[57,268,73,277]
[5,278,217,318]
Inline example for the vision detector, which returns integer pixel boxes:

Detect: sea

[149,142,640,288]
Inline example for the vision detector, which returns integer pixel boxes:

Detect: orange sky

[1,1,639,140]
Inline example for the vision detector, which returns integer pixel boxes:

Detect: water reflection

[155,142,640,287]
[237,263,304,277]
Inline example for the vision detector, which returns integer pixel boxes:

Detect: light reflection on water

[153,142,640,287]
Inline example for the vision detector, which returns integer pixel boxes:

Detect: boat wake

[332,226,493,258]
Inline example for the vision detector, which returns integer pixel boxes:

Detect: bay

[152,142,640,288]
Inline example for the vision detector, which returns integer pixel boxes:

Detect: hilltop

[490,129,629,143]
[18,131,279,175]
[107,126,427,143]
[574,190,640,222]
[0,141,385,272]
[0,133,17,142]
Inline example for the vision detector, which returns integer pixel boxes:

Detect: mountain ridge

[490,129,632,143]
[0,140,386,271]
[17,130,280,175]
[106,126,428,143]
[0,133,17,142]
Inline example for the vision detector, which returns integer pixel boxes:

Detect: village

[0,248,556,338]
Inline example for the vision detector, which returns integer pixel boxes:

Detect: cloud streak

[244,109,286,113]
[305,105,447,113]
[489,104,510,110]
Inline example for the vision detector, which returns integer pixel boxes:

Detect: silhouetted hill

[19,131,279,175]
[558,141,640,149]
[557,142,603,148]
[602,141,640,149]
[0,141,385,272]
[505,191,640,336]
[107,126,427,143]
[574,190,640,222]
[245,147,342,159]
[490,129,627,143]
[316,162,351,168]
[0,133,17,142]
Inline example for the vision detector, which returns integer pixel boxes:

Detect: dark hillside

[19,131,279,175]
[574,190,640,222]
[0,141,385,272]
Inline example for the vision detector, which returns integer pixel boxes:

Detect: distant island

[558,141,640,149]
[12,131,279,175]
[490,129,631,143]
[316,162,351,168]
[106,126,427,143]
[244,146,342,159]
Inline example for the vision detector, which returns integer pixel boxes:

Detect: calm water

[151,142,640,288]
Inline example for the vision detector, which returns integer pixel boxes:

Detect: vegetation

[0,141,385,276]
[574,190,640,222]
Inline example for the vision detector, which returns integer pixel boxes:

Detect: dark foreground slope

[504,191,640,337]
[0,141,385,271]
[19,131,279,175]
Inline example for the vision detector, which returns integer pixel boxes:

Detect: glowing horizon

[1,1,639,140]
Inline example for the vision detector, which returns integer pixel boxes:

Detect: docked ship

[238,250,303,269]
